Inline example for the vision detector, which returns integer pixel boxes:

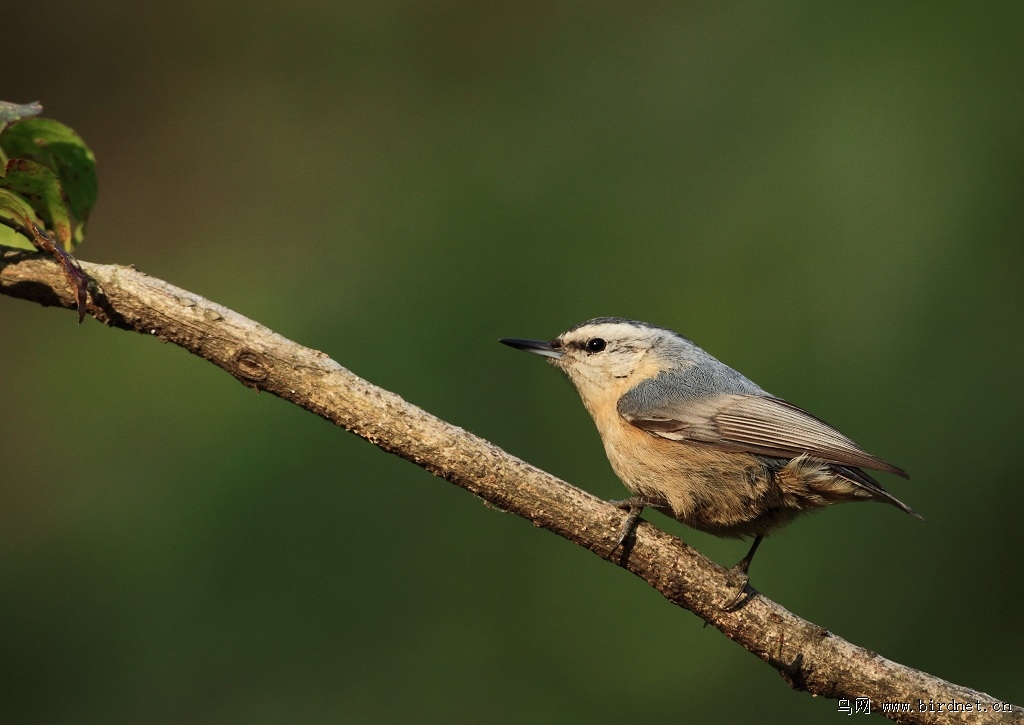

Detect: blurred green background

[3,2,1022,722]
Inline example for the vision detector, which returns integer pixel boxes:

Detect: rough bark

[1,250,1018,724]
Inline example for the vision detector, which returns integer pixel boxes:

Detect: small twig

[25,224,87,322]
[0,220,87,321]
[1,250,1018,724]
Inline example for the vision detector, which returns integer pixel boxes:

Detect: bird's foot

[608,496,671,553]
[608,497,646,552]
[722,563,753,611]
[722,536,763,611]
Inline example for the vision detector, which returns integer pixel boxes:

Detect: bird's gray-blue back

[617,346,768,420]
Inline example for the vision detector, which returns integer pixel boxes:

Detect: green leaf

[0,118,96,247]
[0,187,88,321]
[0,100,42,136]
[0,219,36,250]
[0,186,44,247]
[0,158,73,250]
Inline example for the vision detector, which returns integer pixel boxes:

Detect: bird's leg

[722,535,763,611]
[609,496,668,551]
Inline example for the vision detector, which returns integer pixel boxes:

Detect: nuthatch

[500,317,919,607]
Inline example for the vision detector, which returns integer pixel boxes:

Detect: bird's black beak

[499,337,564,360]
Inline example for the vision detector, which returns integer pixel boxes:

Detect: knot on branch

[232,347,270,387]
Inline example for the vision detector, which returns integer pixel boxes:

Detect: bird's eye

[585,338,607,353]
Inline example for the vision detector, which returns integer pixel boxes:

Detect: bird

[500,317,920,607]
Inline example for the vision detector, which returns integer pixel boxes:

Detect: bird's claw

[721,536,763,610]
[608,496,671,552]
[609,497,646,552]
[722,567,752,611]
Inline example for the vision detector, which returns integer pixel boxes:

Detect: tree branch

[1,250,1018,724]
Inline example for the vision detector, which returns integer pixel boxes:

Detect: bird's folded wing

[619,390,908,478]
